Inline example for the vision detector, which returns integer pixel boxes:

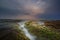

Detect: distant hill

[0,19,22,23]
[44,20,60,29]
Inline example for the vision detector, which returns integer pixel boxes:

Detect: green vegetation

[0,20,60,40]
[25,21,60,40]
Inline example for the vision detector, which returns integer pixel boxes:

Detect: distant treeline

[0,19,23,23]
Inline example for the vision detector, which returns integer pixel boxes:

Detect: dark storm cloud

[0,8,17,18]
[47,0,60,12]
[0,0,19,18]
[0,0,60,20]
[37,12,60,20]
[37,0,60,20]
[0,0,30,19]
[0,0,48,19]
[0,7,30,19]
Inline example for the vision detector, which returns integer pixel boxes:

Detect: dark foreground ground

[0,19,29,40]
[0,19,60,40]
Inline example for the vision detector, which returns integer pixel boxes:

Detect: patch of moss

[25,21,60,40]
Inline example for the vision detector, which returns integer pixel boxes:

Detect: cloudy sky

[0,0,60,20]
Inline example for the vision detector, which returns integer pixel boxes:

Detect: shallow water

[18,21,36,40]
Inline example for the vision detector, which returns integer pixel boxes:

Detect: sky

[0,0,60,20]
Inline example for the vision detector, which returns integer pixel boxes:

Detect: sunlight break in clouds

[17,0,49,20]
[23,0,49,15]
[0,0,50,20]
[17,15,37,20]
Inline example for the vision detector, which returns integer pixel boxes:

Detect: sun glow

[24,4,44,15]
